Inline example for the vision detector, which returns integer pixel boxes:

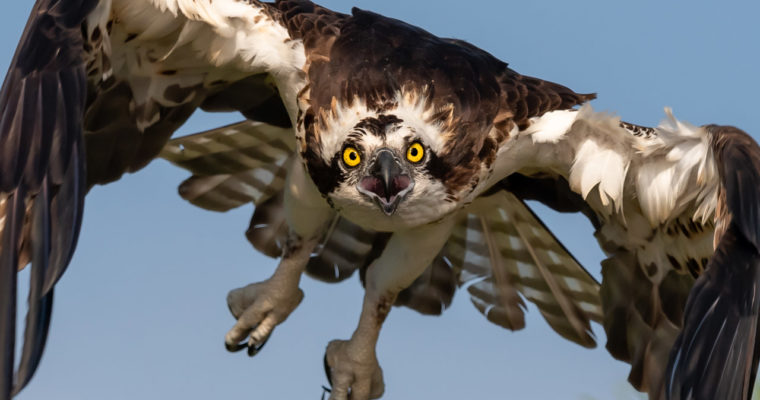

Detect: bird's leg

[325,217,456,400]
[225,159,333,355]
[225,231,319,355]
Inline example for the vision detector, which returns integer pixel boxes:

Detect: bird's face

[328,114,458,231]
[301,102,462,232]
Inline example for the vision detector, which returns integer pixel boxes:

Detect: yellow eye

[343,146,361,167]
[406,142,424,163]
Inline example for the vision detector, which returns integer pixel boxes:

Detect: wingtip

[666,228,760,400]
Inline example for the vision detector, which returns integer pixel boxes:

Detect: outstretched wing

[497,104,760,399]
[0,0,340,397]
[666,125,760,400]
[0,1,96,397]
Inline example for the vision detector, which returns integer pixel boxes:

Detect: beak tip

[376,196,398,216]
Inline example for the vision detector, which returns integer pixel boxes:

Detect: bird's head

[300,90,496,232]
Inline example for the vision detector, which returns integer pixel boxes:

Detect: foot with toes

[224,279,304,356]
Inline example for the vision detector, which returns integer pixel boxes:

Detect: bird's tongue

[359,175,410,204]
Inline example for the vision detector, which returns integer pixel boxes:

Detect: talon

[321,385,332,400]
[324,339,384,400]
[247,333,270,357]
[224,280,305,359]
[225,340,247,353]
[323,352,333,386]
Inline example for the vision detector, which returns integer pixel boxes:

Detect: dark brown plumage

[295,7,593,196]
[666,125,760,400]
[1,2,294,396]
[0,1,96,396]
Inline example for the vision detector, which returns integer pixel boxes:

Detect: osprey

[0,1,759,400]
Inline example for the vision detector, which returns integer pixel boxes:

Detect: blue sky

[3,1,759,399]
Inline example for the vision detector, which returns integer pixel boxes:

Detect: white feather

[634,108,718,225]
[524,109,579,144]
[517,105,720,227]
[109,0,307,126]
[564,107,633,214]
[571,139,628,208]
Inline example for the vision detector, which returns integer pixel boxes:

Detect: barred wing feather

[449,191,602,347]
[160,120,295,211]
[161,121,380,281]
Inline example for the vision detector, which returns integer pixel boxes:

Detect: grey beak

[357,149,413,215]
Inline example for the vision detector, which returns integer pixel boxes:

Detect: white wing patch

[524,109,579,144]
[520,105,719,227]
[108,0,306,125]
[116,0,303,71]
[572,138,629,210]
[638,109,718,225]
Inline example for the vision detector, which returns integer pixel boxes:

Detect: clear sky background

[2,1,760,399]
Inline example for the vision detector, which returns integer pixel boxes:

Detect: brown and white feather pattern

[447,191,602,347]
[514,105,720,397]
[159,122,384,280]
[1,1,316,395]
[161,119,604,347]
[160,120,295,211]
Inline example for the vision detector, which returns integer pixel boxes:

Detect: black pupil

[349,151,357,160]
[411,147,418,157]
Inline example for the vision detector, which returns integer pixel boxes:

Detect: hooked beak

[357,149,414,215]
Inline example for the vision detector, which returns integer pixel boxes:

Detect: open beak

[357,149,414,215]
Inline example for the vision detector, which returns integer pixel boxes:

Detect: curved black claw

[247,334,270,357]
[225,340,247,353]
[320,385,332,400]
[323,352,333,387]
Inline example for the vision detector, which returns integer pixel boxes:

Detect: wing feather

[1,0,326,395]
[666,125,760,400]
[451,191,602,346]
[14,182,53,396]
[160,120,295,211]
[0,190,24,399]
[161,120,381,283]
[0,1,94,397]
[505,106,760,398]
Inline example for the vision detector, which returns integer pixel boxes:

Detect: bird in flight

[1,1,759,400]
